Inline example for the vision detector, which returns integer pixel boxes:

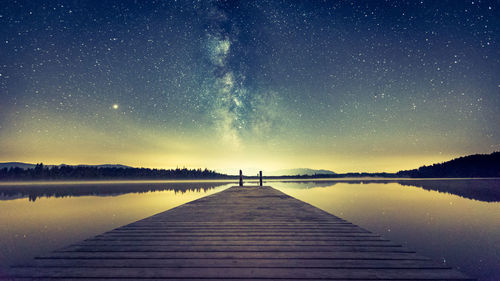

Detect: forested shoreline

[0,163,230,180]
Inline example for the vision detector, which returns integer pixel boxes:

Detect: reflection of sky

[1,1,499,173]
[0,183,233,269]
[1,178,498,202]
[273,181,500,281]
[0,181,498,279]
[267,179,500,202]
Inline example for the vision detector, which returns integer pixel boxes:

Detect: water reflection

[0,179,498,281]
[0,181,234,202]
[268,179,500,202]
[0,182,233,270]
[272,180,500,281]
[397,179,500,202]
[2,179,497,202]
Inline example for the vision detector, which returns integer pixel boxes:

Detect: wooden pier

[11,186,471,280]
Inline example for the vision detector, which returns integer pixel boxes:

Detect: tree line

[396,152,500,178]
[0,163,231,180]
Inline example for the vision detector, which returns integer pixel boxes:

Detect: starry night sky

[1,0,499,173]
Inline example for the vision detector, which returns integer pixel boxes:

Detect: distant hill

[397,152,500,178]
[267,168,336,176]
[70,164,132,169]
[0,162,37,170]
[0,162,131,170]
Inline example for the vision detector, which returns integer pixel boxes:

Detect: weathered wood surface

[10,186,472,280]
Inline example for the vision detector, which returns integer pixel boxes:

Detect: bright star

[112,104,119,109]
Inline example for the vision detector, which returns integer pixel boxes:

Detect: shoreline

[1,177,500,186]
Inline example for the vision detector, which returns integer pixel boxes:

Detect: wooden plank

[121,222,354,225]
[76,240,398,246]
[9,267,471,279]
[22,258,449,269]
[113,226,361,231]
[8,186,471,280]
[57,245,411,253]
[87,236,389,242]
[107,227,369,232]
[100,231,372,235]
[124,222,352,226]
[10,279,474,281]
[35,251,430,260]
[100,224,366,230]
[96,233,379,237]
[9,279,475,281]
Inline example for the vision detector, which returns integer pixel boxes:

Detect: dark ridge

[396,152,500,178]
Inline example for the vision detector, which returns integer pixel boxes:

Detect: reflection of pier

[11,186,470,280]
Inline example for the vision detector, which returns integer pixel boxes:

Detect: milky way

[0,1,499,173]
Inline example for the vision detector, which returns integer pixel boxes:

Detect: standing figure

[239,170,243,186]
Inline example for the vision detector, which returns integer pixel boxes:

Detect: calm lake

[0,179,499,280]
